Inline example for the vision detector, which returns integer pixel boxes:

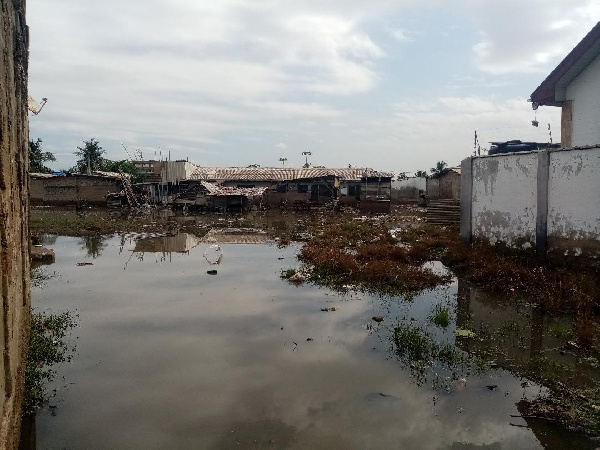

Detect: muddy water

[29,234,594,449]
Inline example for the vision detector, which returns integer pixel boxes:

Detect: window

[276,183,287,193]
[298,184,308,193]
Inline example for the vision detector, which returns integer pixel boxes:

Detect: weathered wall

[471,153,538,246]
[0,0,30,446]
[565,53,600,147]
[391,177,425,203]
[547,149,600,253]
[30,175,122,205]
[463,147,600,255]
[427,172,461,200]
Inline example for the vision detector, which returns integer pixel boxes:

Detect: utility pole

[302,151,312,166]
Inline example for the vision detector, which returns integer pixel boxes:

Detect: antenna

[120,142,133,161]
[28,96,48,115]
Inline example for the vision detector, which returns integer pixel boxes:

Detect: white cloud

[389,28,411,42]
[274,142,288,150]
[464,0,600,74]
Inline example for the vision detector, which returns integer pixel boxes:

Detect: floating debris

[454,329,476,338]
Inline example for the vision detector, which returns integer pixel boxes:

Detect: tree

[397,172,408,181]
[99,159,146,183]
[430,161,448,177]
[28,138,56,173]
[74,138,105,174]
[414,170,428,178]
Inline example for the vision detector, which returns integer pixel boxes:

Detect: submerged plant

[22,311,77,416]
[393,323,486,387]
[429,304,451,328]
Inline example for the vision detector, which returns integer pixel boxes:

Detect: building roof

[530,21,600,107]
[200,181,268,197]
[189,167,391,182]
[30,171,123,180]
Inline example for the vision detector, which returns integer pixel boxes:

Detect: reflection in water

[133,233,202,254]
[79,235,108,259]
[28,235,597,449]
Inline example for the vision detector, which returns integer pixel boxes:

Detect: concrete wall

[0,0,30,445]
[427,172,460,200]
[547,149,600,253]
[391,177,425,203]
[461,147,600,255]
[565,53,600,147]
[30,175,122,205]
[471,153,538,246]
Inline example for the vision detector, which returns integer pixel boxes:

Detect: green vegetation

[30,210,177,236]
[429,304,451,328]
[280,268,297,279]
[393,323,486,386]
[23,311,77,416]
[73,138,105,173]
[29,138,56,173]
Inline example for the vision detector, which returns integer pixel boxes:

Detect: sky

[27,0,600,174]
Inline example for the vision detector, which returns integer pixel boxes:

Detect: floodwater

[26,233,596,449]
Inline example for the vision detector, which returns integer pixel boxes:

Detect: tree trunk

[0,0,31,447]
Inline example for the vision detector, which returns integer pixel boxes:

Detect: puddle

[26,234,597,449]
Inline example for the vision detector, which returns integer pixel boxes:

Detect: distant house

[530,21,600,148]
[426,167,461,200]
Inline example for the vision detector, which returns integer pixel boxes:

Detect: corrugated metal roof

[189,167,391,182]
[200,181,268,197]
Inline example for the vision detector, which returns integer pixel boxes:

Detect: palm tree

[414,170,428,178]
[430,161,448,177]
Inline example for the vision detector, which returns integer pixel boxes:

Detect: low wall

[461,147,600,255]
[31,175,122,205]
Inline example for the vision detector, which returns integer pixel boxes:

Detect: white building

[530,21,600,148]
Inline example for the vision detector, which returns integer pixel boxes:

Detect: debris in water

[372,316,384,323]
[320,307,337,312]
[76,262,93,266]
[486,385,498,391]
[454,328,476,338]
[306,338,313,341]
[207,270,217,275]
[204,244,223,265]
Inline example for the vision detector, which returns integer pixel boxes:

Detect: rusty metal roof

[189,167,391,182]
[200,181,268,197]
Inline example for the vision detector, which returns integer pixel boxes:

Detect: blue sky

[27,0,600,175]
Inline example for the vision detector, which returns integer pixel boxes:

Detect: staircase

[119,170,138,207]
[426,199,460,225]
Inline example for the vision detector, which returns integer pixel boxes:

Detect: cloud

[26,0,590,171]
[389,28,412,42]
[464,0,600,74]
[274,142,288,150]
